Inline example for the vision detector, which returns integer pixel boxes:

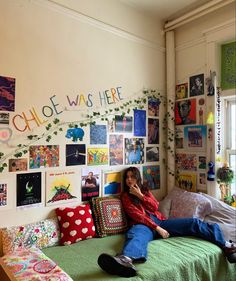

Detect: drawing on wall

[176,173,197,192]
[103,170,122,196]
[0,75,16,112]
[125,138,144,164]
[189,74,204,97]
[176,83,188,100]
[29,145,59,169]
[143,165,160,190]
[134,109,146,137]
[0,181,7,208]
[9,158,27,172]
[198,156,207,169]
[109,134,123,165]
[66,144,86,166]
[146,147,159,162]
[87,148,108,165]
[184,125,207,150]
[0,113,9,124]
[148,96,160,117]
[148,118,159,144]
[90,124,107,144]
[17,172,42,208]
[176,153,197,171]
[81,167,100,201]
[114,115,132,132]
[65,127,84,142]
[46,170,78,206]
[175,99,196,125]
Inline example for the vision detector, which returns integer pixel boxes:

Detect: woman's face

[125,171,137,188]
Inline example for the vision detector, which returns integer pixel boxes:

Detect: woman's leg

[122,224,154,261]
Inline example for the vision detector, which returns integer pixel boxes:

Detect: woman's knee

[126,224,153,240]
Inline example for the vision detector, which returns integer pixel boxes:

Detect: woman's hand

[156,226,170,239]
[129,184,144,200]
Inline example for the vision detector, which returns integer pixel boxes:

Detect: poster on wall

[0,75,16,112]
[29,145,59,168]
[9,158,28,172]
[176,153,197,171]
[103,170,122,196]
[114,115,132,133]
[90,124,107,144]
[81,167,100,201]
[109,134,123,165]
[148,96,160,117]
[184,125,207,151]
[148,118,159,144]
[16,172,42,208]
[176,83,188,100]
[134,109,146,137]
[66,144,86,166]
[146,146,159,162]
[87,148,108,165]
[143,165,160,190]
[125,138,144,165]
[189,74,204,97]
[46,170,78,206]
[175,99,196,125]
[176,173,197,192]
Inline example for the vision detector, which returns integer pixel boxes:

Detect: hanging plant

[216,163,234,185]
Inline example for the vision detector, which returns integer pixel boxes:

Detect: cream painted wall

[0,0,166,231]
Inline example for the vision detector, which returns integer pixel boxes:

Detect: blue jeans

[122,216,226,260]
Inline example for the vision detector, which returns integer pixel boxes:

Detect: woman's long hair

[123,167,149,203]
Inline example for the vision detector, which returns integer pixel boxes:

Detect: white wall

[0,0,166,230]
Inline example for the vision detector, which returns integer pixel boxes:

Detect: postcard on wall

[134,109,146,137]
[199,172,206,185]
[0,75,16,112]
[148,96,160,117]
[0,113,9,124]
[81,167,100,201]
[176,173,197,192]
[176,153,197,171]
[109,134,123,165]
[9,158,28,172]
[184,125,207,151]
[29,145,59,169]
[175,99,196,125]
[103,170,122,196]
[16,172,42,208]
[0,179,11,210]
[114,115,132,133]
[176,83,188,100]
[90,124,107,144]
[125,138,144,165]
[198,156,207,170]
[148,118,159,144]
[46,170,79,206]
[143,165,160,190]
[146,146,159,162]
[87,147,108,165]
[189,74,204,97]
[66,144,86,166]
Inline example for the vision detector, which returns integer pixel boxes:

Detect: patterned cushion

[91,196,128,237]
[1,218,60,255]
[55,203,96,246]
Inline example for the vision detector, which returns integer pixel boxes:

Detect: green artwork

[221,41,236,90]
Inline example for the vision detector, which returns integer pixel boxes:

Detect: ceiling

[119,0,213,20]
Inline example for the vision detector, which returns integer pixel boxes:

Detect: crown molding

[175,37,205,52]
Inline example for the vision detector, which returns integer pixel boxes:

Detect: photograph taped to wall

[148,96,160,117]
[175,99,196,125]
[143,165,160,190]
[81,167,100,201]
[109,134,123,165]
[134,109,146,137]
[0,112,9,124]
[103,170,122,196]
[0,180,8,209]
[176,153,197,171]
[9,158,28,172]
[29,145,59,169]
[198,156,207,169]
[148,118,159,144]
[115,115,132,133]
[189,73,204,97]
[146,146,159,162]
[125,138,144,164]
[0,75,16,112]
[46,169,79,206]
[176,173,197,192]
[90,124,107,144]
[16,172,42,208]
[66,144,86,166]
[176,83,188,100]
[87,147,108,165]
[184,125,207,151]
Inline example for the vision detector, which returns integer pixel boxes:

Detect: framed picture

[189,74,204,97]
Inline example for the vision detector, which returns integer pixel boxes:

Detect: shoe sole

[98,253,136,277]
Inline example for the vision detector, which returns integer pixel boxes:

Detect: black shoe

[223,243,236,263]
[98,253,137,277]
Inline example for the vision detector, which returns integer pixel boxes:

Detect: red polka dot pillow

[55,204,96,246]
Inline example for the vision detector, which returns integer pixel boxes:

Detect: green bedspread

[42,235,235,281]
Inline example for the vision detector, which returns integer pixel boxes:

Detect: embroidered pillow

[56,204,96,246]
[1,218,60,255]
[91,196,128,237]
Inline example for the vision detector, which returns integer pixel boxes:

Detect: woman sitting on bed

[98,166,236,278]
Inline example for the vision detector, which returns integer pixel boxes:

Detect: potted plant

[216,163,234,202]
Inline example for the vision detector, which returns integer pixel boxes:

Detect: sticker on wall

[109,134,123,166]
[176,153,197,171]
[125,138,144,165]
[134,109,146,137]
[176,173,197,192]
[114,115,132,133]
[90,124,107,144]
[16,172,42,208]
[175,99,196,125]
[9,158,28,172]
[148,118,159,144]
[0,75,16,112]
[81,167,100,201]
[29,145,59,169]
[143,165,160,190]
[46,169,78,206]
[146,146,159,162]
[176,83,188,100]
[66,144,86,166]
[189,74,204,97]
[0,113,9,124]
[103,170,122,196]
[148,96,160,117]
[87,147,108,165]
[184,125,207,151]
